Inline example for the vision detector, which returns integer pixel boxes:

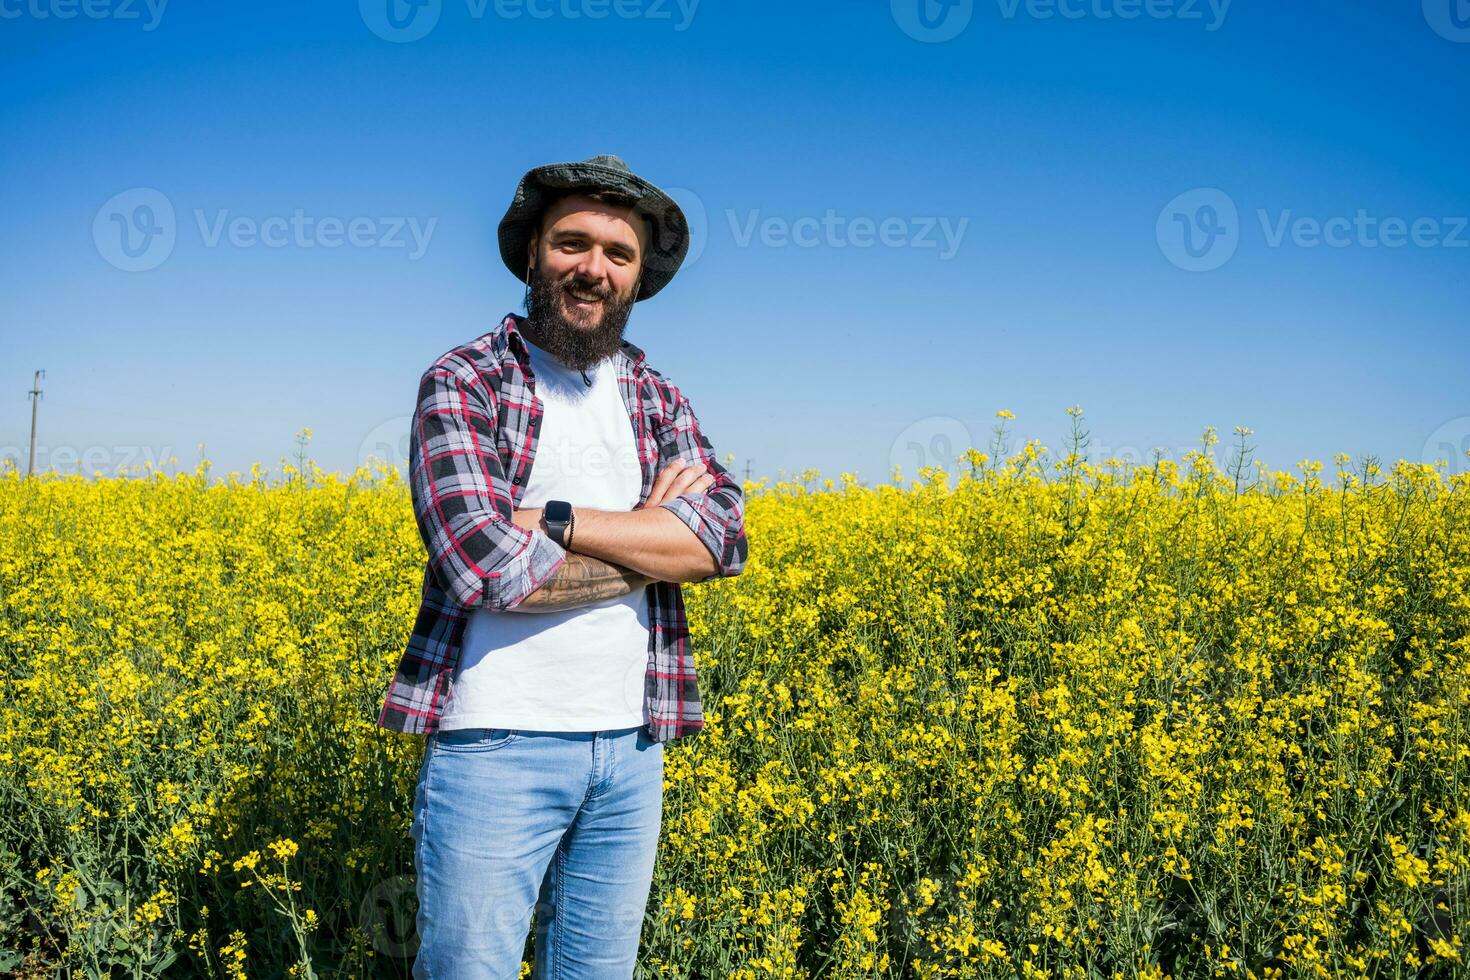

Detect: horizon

[2,0,1467,485]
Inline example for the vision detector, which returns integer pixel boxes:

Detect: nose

[571,248,611,290]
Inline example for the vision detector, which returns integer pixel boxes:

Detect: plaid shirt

[376,312,748,743]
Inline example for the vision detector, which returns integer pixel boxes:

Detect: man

[375,154,748,978]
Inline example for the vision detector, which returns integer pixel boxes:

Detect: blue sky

[1,0,1466,486]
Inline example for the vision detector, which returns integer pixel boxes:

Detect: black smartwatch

[544,499,574,548]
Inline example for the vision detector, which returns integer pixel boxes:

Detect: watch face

[545,499,572,523]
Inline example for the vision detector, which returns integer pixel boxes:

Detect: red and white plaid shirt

[376,313,748,742]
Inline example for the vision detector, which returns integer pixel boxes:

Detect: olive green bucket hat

[497,154,690,301]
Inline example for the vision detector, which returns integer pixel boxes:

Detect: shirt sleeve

[652,383,749,585]
[409,355,567,610]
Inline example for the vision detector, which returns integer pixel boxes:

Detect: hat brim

[498,160,689,302]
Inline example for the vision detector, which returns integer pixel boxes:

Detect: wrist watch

[544,499,574,548]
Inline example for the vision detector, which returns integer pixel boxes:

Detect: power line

[27,370,44,479]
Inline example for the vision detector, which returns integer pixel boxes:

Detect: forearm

[503,550,651,613]
[569,506,719,584]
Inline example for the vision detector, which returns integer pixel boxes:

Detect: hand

[510,506,544,531]
[638,458,716,509]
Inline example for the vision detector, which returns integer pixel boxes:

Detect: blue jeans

[410,725,665,979]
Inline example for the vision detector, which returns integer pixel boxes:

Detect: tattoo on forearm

[506,553,649,612]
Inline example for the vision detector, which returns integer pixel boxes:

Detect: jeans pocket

[431,726,519,752]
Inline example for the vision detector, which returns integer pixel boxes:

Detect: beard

[519,262,637,373]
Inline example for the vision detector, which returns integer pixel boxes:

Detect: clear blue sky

[2,0,1467,485]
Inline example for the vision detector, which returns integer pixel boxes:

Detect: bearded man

[376,154,747,979]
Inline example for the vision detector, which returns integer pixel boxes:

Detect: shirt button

[512,475,522,485]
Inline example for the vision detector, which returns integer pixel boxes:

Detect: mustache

[559,277,609,299]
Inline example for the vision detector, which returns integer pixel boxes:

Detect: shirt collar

[501,312,646,373]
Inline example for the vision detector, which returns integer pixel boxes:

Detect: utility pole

[743,458,753,482]
[27,370,44,478]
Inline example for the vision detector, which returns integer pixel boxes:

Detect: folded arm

[566,468,723,583]
[508,458,719,592]
[413,356,747,616]
[409,356,571,612]
[570,380,748,585]
[641,381,749,584]
[500,550,653,612]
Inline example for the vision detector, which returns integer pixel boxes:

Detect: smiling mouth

[563,285,605,309]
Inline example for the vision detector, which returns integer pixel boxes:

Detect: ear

[525,232,538,271]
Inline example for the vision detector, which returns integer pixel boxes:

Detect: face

[530,193,647,323]
[519,194,649,372]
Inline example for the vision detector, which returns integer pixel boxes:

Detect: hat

[497,154,689,302]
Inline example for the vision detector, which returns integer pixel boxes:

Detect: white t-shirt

[436,337,651,732]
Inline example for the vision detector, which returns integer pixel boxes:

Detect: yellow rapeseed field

[1,413,1467,978]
